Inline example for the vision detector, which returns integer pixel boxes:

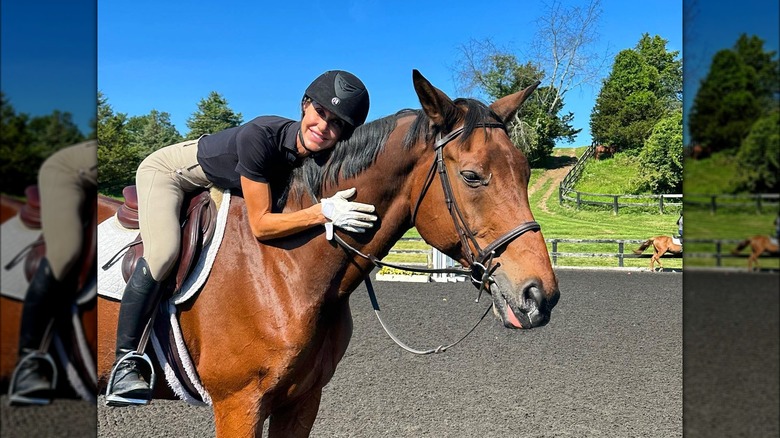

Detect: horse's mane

[278,98,502,209]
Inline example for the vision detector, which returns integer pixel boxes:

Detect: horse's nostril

[522,282,544,311]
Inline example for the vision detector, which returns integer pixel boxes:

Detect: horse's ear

[489,81,541,124]
[412,69,459,128]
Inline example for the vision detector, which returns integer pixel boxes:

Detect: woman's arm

[241,176,326,241]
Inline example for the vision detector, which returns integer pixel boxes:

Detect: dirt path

[528,149,577,214]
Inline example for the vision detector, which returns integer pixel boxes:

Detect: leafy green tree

[688,34,778,152]
[1,94,86,194]
[27,110,85,157]
[637,110,683,193]
[634,34,683,111]
[591,34,681,154]
[126,109,183,157]
[1,94,37,195]
[185,91,242,139]
[97,91,138,195]
[456,51,579,164]
[735,110,779,192]
[590,49,666,153]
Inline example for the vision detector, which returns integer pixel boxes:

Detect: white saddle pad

[672,237,682,246]
[97,190,231,305]
[0,216,41,300]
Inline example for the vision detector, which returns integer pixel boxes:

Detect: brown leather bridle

[329,121,542,354]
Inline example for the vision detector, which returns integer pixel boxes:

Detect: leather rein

[330,121,541,354]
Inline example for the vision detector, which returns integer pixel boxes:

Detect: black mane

[279,98,502,208]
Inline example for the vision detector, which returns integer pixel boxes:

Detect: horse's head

[407,70,559,329]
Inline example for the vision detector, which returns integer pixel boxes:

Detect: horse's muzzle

[491,275,559,329]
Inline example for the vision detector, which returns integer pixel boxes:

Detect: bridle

[330,121,541,354]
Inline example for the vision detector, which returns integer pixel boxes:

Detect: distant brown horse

[731,235,780,271]
[96,70,560,437]
[633,236,682,272]
[0,193,101,399]
[594,145,616,160]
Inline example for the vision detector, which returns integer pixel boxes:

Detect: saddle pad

[672,237,682,246]
[97,190,231,304]
[0,215,42,300]
[771,237,779,246]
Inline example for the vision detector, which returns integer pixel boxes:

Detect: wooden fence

[683,193,780,214]
[557,144,682,214]
[388,238,778,270]
[547,238,681,267]
[558,190,683,214]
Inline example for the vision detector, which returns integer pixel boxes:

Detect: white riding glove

[321,188,377,240]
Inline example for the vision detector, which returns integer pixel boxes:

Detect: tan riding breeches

[135,138,212,281]
[39,140,98,280]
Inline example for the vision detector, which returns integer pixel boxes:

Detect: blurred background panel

[1,0,97,437]
[683,0,779,436]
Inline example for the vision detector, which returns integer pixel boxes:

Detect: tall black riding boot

[10,258,66,405]
[106,258,161,406]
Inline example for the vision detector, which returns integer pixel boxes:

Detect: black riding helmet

[304,70,370,128]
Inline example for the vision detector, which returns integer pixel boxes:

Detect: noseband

[330,121,541,354]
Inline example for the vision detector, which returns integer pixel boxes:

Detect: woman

[106,70,376,406]
[10,140,97,405]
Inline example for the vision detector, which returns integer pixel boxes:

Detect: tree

[1,94,86,195]
[455,45,580,164]
[688,34,778,152]
[126,109,183,157]
[97,91,138,195]
[590,34,680,153]
[1,94,37,195]
[735,110,779,192]
[637,110,683,193]
[185,91,242,139]
[27,110,85,157]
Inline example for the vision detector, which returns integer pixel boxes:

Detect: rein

[331,121,541,354]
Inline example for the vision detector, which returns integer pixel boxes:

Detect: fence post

[552,240,558,266]
[756,195,762,213]
[576,192,581,210]
[613,195,619,215]
[618,242,624,267]
[659,196,665,214]
[715,241,722,266]
[710,195,717,214]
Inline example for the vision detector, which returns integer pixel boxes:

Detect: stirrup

[105,351,156,406]
[8,350,58,406]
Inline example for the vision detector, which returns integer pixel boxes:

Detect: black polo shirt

[196,116,301,192]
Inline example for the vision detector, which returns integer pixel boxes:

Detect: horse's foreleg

[212,384,267,438]
[267,389,322,438]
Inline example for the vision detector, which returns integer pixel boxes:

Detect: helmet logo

[332,97,340,106]
[334,72,361,99]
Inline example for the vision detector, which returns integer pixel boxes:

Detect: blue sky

[2,1,776,148]
[93,0,683,147]
[1,0,96,133]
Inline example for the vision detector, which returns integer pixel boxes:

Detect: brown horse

[633,236,682,272]
[97,70,560,437]
[0,193,101,400]
[731,235,780,271]
[594,144,615,160]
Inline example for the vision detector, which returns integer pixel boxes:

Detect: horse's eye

[460,170,482,187]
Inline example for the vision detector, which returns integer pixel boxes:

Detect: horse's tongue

[506,307,523,328]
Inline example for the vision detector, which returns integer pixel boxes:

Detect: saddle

[16,185,97,299]
[117,185,217,294]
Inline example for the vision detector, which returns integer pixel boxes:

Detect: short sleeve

[235,124,274,183]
